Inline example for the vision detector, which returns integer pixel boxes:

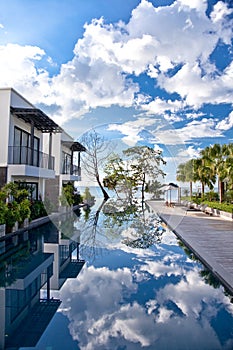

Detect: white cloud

[158,61,233,108]
[0,43,46,86]
[155,118,223,145]
[216,111,233,130]
[177,0,208,13]
[108,118,156,146]
[211,1,233,24]
[0,0,232,126]
[177,145,201,159]
[142,97,184,115]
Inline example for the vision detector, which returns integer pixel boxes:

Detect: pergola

[11,106,62,166]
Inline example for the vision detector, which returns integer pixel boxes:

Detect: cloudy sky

[0,0,232,181]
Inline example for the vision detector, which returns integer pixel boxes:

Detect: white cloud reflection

[58,245,233,349]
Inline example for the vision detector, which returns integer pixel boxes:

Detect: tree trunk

[189,181,193,199]
[201,182,205,198]
[219,180,224,203]
[96,175,109,200]
[141,173,146,203]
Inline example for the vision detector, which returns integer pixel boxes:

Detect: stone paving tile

[147,201,233,294]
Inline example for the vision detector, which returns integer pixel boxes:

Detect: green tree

[224,143,233,191]
[193,157,215,198]
[114,146,166,202]
[202,144,228,203]
[176,160,195,198]
[145,180,163,199]
[104,153,137,203]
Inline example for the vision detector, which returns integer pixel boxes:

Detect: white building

[0,87,85,206]
[44,130,85,209]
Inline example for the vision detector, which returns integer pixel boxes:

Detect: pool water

[1,200,233,350]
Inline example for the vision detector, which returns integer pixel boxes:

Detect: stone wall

[0,167,7,189]
[45,176,60,211]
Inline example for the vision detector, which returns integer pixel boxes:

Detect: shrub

[224,190,233,204]
[5,201,20,231]
[82,187,95,206]
[74,193,83,205]
[18,199,31,225]
[0,201,6,225]
[204,191,219,202]
[59,184,74,206]
[30,200,47,220]
[203,201,233,213]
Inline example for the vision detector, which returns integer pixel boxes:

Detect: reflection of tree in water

[122,215,165,249]
[79,200,108,261]
[103,199,165,249]
[178,240,224,291]
[177,240,199,262]
[103,202,138,228]
[0,242,31,287]
[79,199,166,260]
[200,269,221,289]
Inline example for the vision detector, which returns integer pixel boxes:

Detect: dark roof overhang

[10,106,62,133]
[62,141,86,152]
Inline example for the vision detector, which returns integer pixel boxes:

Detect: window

[16,181,38,200]
[13,127,40,166]
[62,152,71,174]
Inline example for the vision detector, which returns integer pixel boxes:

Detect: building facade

[0,87,85,206]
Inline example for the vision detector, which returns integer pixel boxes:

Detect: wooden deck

[147,201,233,294]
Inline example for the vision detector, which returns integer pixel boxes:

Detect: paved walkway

[147,201,233,294]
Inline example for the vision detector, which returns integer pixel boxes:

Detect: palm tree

[207,144,228,203]
[176,160,195,198]
[193,157,215,198]
[224,143,233,191]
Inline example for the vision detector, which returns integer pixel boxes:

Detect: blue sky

[0,0,232,182]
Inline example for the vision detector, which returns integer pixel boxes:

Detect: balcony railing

[62,163,81,176]
[8,146,55,170]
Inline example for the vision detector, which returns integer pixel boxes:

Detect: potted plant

[59,184,74,212]
[0,201,6,236]
[0,188,7,236]
[18,198,31,228]
[5,201,20,233]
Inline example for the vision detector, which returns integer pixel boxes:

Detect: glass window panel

[13,128,21,163]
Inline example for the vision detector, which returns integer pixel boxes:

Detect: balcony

[8,146,55,170]
[61,163,82,181]
[62,164,81,176]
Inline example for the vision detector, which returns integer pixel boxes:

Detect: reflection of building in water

[0,231,61,350]
[43,220,85,290]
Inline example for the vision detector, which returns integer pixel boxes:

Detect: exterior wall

[43,130,74,175]
[45,176,60,209]
[10,89,33,108]
[43,133,62,174]
[0,167,7,188]
[0,89,11,166]
[0,88,55,199]
[0,87,81,202]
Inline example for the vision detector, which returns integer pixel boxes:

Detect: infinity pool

[1,200,233,350]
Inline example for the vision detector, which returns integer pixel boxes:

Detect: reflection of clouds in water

[59,256,233,350]
[139,255,184,278]
[156,268,233,319]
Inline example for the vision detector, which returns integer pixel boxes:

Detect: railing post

[48,132,52,169]
[30,121,35,166]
